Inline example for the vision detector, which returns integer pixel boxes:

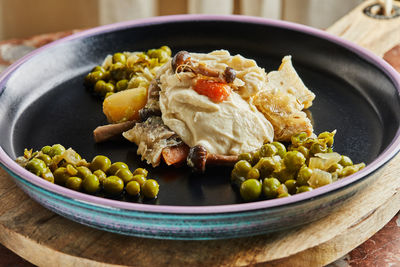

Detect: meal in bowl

[17,46,365,202]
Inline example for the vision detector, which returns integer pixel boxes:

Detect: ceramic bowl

[0,15,400,240]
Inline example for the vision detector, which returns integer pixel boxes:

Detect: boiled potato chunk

[103,87,147,123]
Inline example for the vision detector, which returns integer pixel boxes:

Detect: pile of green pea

[84,46,171,98]
[231,131,365,202]
[16,144,159,199]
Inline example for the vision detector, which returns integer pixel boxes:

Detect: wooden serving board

[0,1,400,266]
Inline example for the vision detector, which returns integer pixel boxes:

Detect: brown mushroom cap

[187,145,208,172]
[223,67,236,83]
[171,51,191,72]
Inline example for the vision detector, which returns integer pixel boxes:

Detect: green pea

[254,157,279,178]
[82,174,100,194]
[103,176,124,195]
[277,184,289,195]
[233,160,252,177]
[339,155,353,167]
[126,181,141,196]
[284,179,297,194]
[246,168,260,180]
[296,186,313,194]
[271,142,286,158]
[275,168,296,183]
[310,143,327,155]
[340,163,365,177]
[132,168,148,178]
[148,49,169,63]
[76,166,92,179]
[107,162,129,175]
[116,79,128,91]
[262,177,280,199]
[297,166,313,186]
[93,169,107,185]
[92,66,105,73]
[53,167,70,185]
[94,80,107,95]
[240,179,262,202]
[294,146,309,159]
[86,71,105,85]
[41,145,52,155]
[260,143,278,157]
[112,53,126,64]
[291,132,308,146]
[65,176,83,191]
[142,179,160,199]
[41,169,55,183]
[102,83,115,96]
[36,154,52,166]
[110,62,127,80]
[283,151,305,171]
[49,144,66,157]
[90,155,111,172]
[92,70,105,79]
[115,168,134,184]
[278,192,290,198]
[26,158,47,176]
[238,153,252,163]
[131,174,146,187]
[66,164,78,176]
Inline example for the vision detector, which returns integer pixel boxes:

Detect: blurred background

[0,0,364,41]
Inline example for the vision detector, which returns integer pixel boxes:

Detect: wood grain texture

[327,0,400,57]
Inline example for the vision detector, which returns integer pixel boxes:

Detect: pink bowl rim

[0,14,400,214]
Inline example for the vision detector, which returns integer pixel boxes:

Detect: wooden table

[0,1,399,266]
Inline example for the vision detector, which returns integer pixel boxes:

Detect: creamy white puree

[158,50,274,155]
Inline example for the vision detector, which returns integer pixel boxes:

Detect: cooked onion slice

[309,152,341,171]
[308,169,332,188]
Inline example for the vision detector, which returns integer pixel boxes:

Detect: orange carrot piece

[162,143,190,166]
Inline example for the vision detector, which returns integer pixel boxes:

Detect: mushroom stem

[93,120,137,143]
[206,154,238,166]
[187,145,238,172]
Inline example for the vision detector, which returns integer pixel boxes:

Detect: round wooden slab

[0,150,399,266]
[1,1,400,265]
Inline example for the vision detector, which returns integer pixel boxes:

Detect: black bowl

[0,15,399,239]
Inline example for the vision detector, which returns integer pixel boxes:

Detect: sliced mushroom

[93,120,137,143]
[187,145,238,172]
[171,51,192,72]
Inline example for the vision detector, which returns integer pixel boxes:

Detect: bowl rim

[0,14,400,214]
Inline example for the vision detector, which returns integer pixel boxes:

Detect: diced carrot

[162,143,190,166]
[193,78,230,103]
